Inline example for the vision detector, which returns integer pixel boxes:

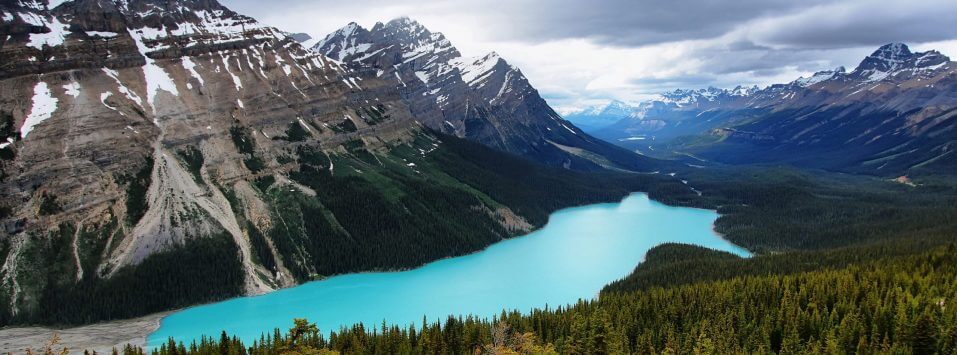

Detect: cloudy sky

[226,0,957,113]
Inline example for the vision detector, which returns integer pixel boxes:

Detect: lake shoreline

[0,311,169,354]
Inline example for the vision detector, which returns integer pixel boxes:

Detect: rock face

[313,17,658,171]
[593,43,957,175]
[0,0,455,322]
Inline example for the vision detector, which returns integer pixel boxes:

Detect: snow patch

[451,52,501,86]
[221,53,243,92]
[297,117,314,132]
[62,82,81,98]
[102,68,144,107]
[46,0,71,8]
[85,31,118,38]
[27,16,70,49]
[22,81,58,138]
[394,71,406,86]
[181,57,205,87]
[127,29,179,113]
[414,71,430,84]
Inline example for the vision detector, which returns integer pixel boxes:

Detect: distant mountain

[312,17,659,172]
[584,86,761,150]
[595,43,957,175]
[563,100,637,130]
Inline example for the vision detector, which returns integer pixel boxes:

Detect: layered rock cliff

[0,0,462,322]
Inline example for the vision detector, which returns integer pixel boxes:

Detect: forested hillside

[2,131,672,325]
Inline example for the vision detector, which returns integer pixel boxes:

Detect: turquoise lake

[147,193,750,347]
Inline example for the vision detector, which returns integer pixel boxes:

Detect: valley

[567,43,956,177]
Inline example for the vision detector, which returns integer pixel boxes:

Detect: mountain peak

[871,43,912,60]
[385,16,418,26]
[599,100,635,115]
[563,100,636,121]
[793,67,845,87]
[852,43,950,82]
[376,16,429,35]
[730,85,760,96]
[312,22,373,61]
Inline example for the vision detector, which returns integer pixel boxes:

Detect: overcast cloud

[224,0,957,112]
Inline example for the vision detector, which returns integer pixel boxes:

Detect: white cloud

[228,0,957,110]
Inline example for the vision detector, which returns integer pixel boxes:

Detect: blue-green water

[147,193,749,347]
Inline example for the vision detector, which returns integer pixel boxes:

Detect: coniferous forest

[103,244,957,354]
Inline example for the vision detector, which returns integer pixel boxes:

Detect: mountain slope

[0,0,408,322]
[0,0,673,325]
[595,43,957,175]
[313,18,660,172]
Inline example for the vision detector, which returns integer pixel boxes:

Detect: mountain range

[570,43,956,176]
[311,17,655,172]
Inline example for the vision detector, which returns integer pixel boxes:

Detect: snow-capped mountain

[848,42,949,83]
[595,43,957,175]
[563,100,637,130]
[564,87,763,133]
[313,17,656,172]
[653,86,759,109]
[792,67,845,87]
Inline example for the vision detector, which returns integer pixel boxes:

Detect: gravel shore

[0,312,168,354]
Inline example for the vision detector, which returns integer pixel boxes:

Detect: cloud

[221,0,957,110]
[745,0,957,48]
[630,74,719,87]
[479,0,831,47]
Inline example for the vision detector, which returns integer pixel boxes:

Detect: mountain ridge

[312,17,662,172]
[585,43,956,175]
